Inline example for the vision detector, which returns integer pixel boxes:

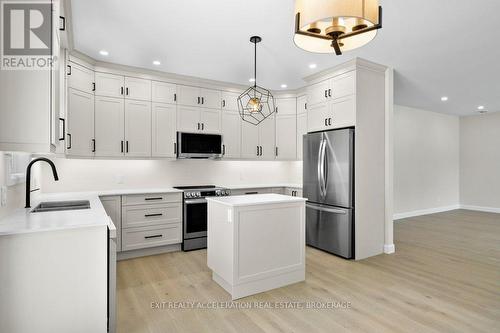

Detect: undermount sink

[31,200,91,213]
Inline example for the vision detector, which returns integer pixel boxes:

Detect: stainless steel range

[173,185,231,251]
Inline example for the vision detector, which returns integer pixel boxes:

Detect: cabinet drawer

[122,193,181,206]
[122,203,181,228]
[122,224,181,251]
[231,188,273,195]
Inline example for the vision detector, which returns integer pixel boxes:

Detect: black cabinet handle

[121,141,124,153]
[67,133,72,149]
[245,192,258,195]
[305,103,307,110]
[276,106,278,113]
[197,123,200,130]
[201,97,204,104]
[174,93,177,102]
[92,82,96,92]
[67,65,72,75]
[324,90,327,98]
[197,97,200,104]
[120,87,124,95]
[324,118,328,126]
[92,139,96,152]
[201,123,204,131]
[222,144,226,156]
[126,141,129,153]
[222,100,226,107]
[59,16,66,31]
[58,118,65,141]
[144,213,163,217]
[145,197,163,201]
[328,89,331,97]
[144,234,163,239]
[260,146,263,156]
[328,118,332,126]
[174,142,177,154]
[126,87,129,96]
[256,146,259,156]
[275,147,278,157]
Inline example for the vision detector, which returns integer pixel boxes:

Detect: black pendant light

[237,36,275,126]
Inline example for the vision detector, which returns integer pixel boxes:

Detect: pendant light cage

[293,0,382,55]
[238,36,275,126]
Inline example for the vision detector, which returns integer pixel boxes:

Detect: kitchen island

[206,194,307,300]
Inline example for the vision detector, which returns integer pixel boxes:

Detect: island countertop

[206,193,307,207]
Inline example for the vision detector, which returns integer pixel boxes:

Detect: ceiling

[70,0,500,116]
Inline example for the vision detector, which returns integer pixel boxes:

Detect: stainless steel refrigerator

[303,128,354,259]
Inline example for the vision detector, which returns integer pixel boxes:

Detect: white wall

[460,112,500,211]
[39,158,297,193]
[393,105,460,217]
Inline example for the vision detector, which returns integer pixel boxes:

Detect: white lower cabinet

[221,110,241,158]
[121,193,182,252]
[67,88,94,157]
[275,114,297,160]
[124,100,151,157]
[100,196,122,252]
[285,188,303,197]
[94,96,125,157]
[152,103,177,158]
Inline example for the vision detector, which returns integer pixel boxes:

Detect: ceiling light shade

[294,0,382,55]
[238,36,276,126]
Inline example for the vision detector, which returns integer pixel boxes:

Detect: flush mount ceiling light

[237,36,276,126]
[294,0,383,55]
[99,50,109,56]
[441,96,448,101]
[152,60,161,65]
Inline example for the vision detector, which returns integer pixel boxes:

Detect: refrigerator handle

[306,203,347,214]
[319,138,327,197]
[317,138,325,197]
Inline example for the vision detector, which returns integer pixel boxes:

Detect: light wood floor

[117,210,500,333]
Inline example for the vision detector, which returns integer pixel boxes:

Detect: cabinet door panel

[177,85,200,107]
[297,95,307,115]
[125,77,151,101]
[306,80,330,106]
[241,120,259,159]
[94,96,124,157]
[296,113,307,160]
[221,111,241,158]
[67,89,94,157]
[68,62,94,94]
[307,102,329,132]
[152,103,177,158]
[177,105,200,133]
[330,96,356,128]
[221,91,240,111]
[100,196,122,252]
[200,108,221,134]
[276,114,296,160]
[331,71,355,99]
[275,98,297,115]
[200,88,221,109]
[152,81,176,104]
[259,115,275,160]
[95,72,124,98]
[125,100,151,157]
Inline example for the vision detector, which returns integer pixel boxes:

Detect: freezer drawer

[306,202,353,259]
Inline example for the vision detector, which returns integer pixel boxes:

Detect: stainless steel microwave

[176,132,222,159]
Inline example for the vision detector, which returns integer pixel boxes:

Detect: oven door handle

[184,198,207,204]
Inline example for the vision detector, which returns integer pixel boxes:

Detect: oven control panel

[184,188,230,198]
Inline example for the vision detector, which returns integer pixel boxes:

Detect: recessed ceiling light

[249,78,255,82]
[441,96,448,101]
[152,60,161,66]
[281,84,288,88]
[477,105,485,110]
[99,50,109,56]
[309,63,317,69]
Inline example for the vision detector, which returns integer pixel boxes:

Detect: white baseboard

[460,205,500,213]
[393,205,460,220]
[383,244,395,254]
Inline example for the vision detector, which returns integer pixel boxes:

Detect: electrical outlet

[0,186,7,207]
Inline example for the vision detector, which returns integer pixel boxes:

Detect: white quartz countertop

[222,184,302,190]
[206,193,306,207]
[0,188,181,236]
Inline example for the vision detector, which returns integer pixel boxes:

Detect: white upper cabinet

[221,110,241,158]
[200,88,221,109]
[177,85,201,106]
[67,89,94,157]
[307,80,330,106]
[259,115,276,160]
[307,102,330,133]
[275,114,296,160]
[124,100,152,157]
[330,95,356,128]
[152,103,177,158]
[200,108,221,133]
[68,62,94,94]
[241,121,260,159]
[275,97,296,115]
[241,116,275,160]
[94,96,125,157]
[177,105,201,133]
[124,77,151,101]
[297,95,307,115]
[152,81,177,104]
[296,113,307,160]
[331,71,355,99]
[95,72,124,98]
[221,92,240,111]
